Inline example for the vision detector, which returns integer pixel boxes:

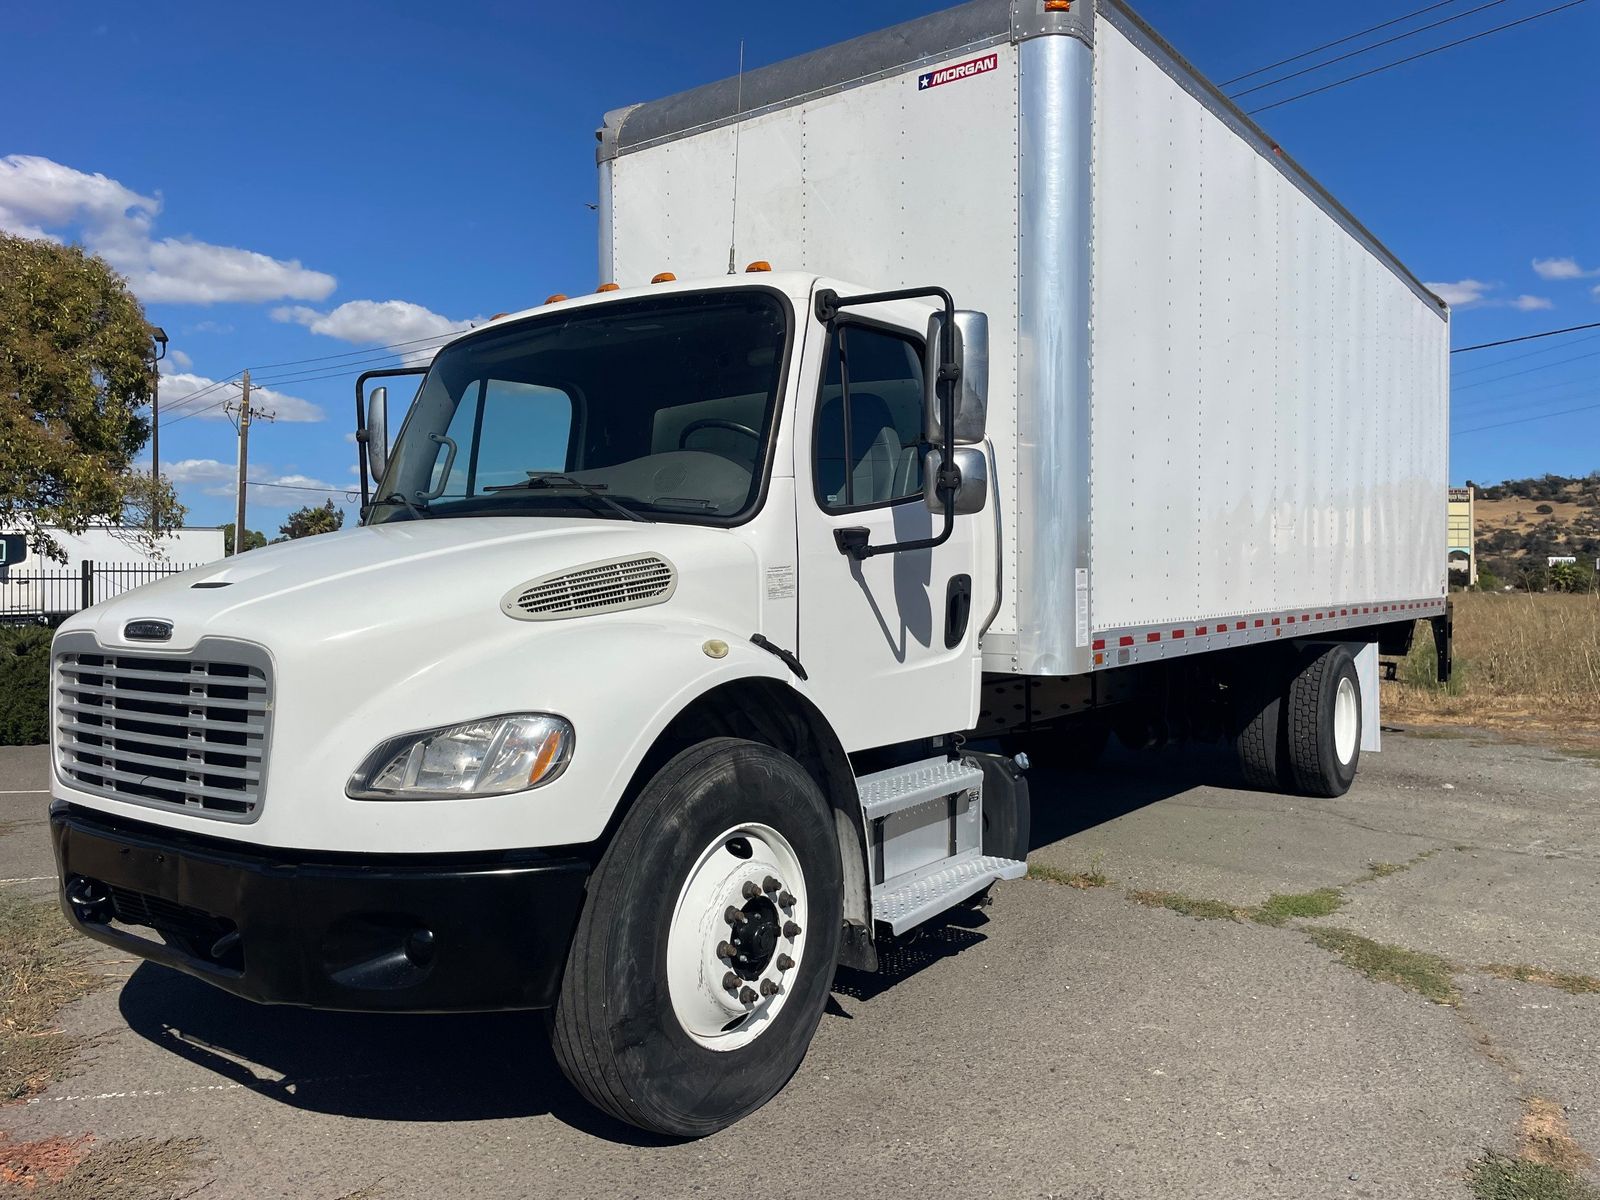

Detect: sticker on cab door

[917,53,998,91]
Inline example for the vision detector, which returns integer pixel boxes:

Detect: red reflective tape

[1315,612,1323,619]
[1092,639,1105,651]
[1236,621,1246,630]
[1341,609,1349,616]
[1302,614,1310,622]
[1287,616,1296,624]
[1146,631,1161,643]
[1196,626,1208,635]
[1271,617,1281,626]
[1119,635,1134,647]
[1172,629,1185,639]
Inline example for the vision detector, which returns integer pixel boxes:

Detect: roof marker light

[1044,0,1071,9]
[652,272,677,284]
[596,282,620,292]
[744,261,772,273]
[489,312,511,321]
[545,293,568,304]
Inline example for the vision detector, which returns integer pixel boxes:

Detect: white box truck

[49,0,1449,1136]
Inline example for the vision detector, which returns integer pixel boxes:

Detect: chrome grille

[504,555,676,621]
[54,636,271,822]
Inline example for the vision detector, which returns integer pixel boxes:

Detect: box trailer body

[598,0,1450,679]
[46,0,1451,1139]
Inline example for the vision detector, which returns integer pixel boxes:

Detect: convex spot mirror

[924,310,989,445]
[365,386,389,483]
[923,446,989,516]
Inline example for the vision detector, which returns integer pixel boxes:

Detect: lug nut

[783,920,802,939]
[718,941,738,959]
[723,971,740,994]
[778,892,796,908]
[776,953,795,971]
[762,876,781,894]
[742,880,761,900]
[739,985,758,1005]
[760,979,781,997]
[725,906,747,926]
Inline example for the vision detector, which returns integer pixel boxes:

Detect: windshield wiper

[484,473,651,523]
[380,492,430,520]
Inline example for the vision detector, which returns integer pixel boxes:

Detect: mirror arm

[816,287,960,561]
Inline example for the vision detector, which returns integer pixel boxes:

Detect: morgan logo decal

[918,53,998,91]
[124,619,173,642]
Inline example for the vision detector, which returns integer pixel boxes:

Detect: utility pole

[223,371,273,554]
[148,326,168,535]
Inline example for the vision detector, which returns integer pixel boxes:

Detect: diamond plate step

[856,756,983,821]
[870,852,1027,935]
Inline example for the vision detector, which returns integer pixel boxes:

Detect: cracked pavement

[2,730,1597,1199]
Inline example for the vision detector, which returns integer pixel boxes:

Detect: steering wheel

[679,419,760,449]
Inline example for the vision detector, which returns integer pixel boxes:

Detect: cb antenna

[727,39,745,275]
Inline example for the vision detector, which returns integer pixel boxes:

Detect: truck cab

[50,271,1015,1137]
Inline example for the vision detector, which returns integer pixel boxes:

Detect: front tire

[550,738,842,1137]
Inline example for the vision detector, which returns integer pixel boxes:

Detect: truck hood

[63,516,763,653]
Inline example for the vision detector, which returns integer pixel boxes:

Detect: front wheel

[1285,644,1362,797]
[550,738,842,1137]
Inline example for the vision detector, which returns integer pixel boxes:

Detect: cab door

[793,307,984,751]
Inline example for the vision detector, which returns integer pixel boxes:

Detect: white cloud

[161,458,348,509]
[273,299,478,363]
[0,154,336,305]
[1425,279,1492,308]
[166,348,193,370]
[159,370,324,423]
[1510,294,1553,311]
[1532,257,1600,281]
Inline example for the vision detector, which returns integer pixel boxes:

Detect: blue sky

[4,0,1596,529]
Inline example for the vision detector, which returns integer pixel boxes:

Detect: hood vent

[502,555,677,621]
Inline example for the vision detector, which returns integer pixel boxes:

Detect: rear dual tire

[1235,645,1361,797]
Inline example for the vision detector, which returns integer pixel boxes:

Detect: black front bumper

[50,803,589,1013]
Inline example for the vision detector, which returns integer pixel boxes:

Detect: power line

[1453,347,1600,391]
[244,327,470,372]
[1219,0,1463,86]
[1247,0,1591,115]
[245,479,352,494]
[1454,399,1600,434]
[1452,319,1600,353]
[1231,0,1509,100]
[1452,330,1600,375]
[1452,376,1598,416]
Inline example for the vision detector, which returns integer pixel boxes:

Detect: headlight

[347,713,573,800]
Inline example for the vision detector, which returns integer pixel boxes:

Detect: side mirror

[365,386,389,483]
[924,446,989,516]
[924,310,989,445]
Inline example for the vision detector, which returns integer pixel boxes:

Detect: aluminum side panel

[1088,18,1448,635]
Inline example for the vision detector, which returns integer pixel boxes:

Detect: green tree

[0,234,171,560]
[279,501,344,540]
[220,523,267,556]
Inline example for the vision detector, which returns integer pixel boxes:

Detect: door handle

[945,574,972,648]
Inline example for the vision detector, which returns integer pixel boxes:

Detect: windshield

[368,290,789,525]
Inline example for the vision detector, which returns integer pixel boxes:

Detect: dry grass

[0,1132,204,1200]
[1302,927,1460,1005]
[1384,592,1600,734]
[0,895,107,1101]
[1483,963,1600,995]
[1028,852,1109,890]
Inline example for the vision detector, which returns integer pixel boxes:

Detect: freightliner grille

[54,636,271,821]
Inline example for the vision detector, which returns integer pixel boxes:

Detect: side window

[813,325,925,512]
[434,380,575,496]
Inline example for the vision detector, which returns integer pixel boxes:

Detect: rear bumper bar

[50,803,589,1013]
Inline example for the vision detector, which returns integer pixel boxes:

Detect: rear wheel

[1285,645,1362,797]
[550,738,842,1137]
[1234,671,1292,791]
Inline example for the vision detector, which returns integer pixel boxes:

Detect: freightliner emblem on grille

[123,619,174,642]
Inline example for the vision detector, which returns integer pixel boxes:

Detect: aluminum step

[871,851,1027,935]
[857,756,983,821]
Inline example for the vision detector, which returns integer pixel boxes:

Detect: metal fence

[0,560,202,625]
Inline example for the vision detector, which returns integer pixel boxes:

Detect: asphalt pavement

[2,729,1596,1199]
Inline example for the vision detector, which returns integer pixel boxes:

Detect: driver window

[813,325,925,513]
[433,380,574,497]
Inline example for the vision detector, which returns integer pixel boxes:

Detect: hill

[1465,473,1600,588]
